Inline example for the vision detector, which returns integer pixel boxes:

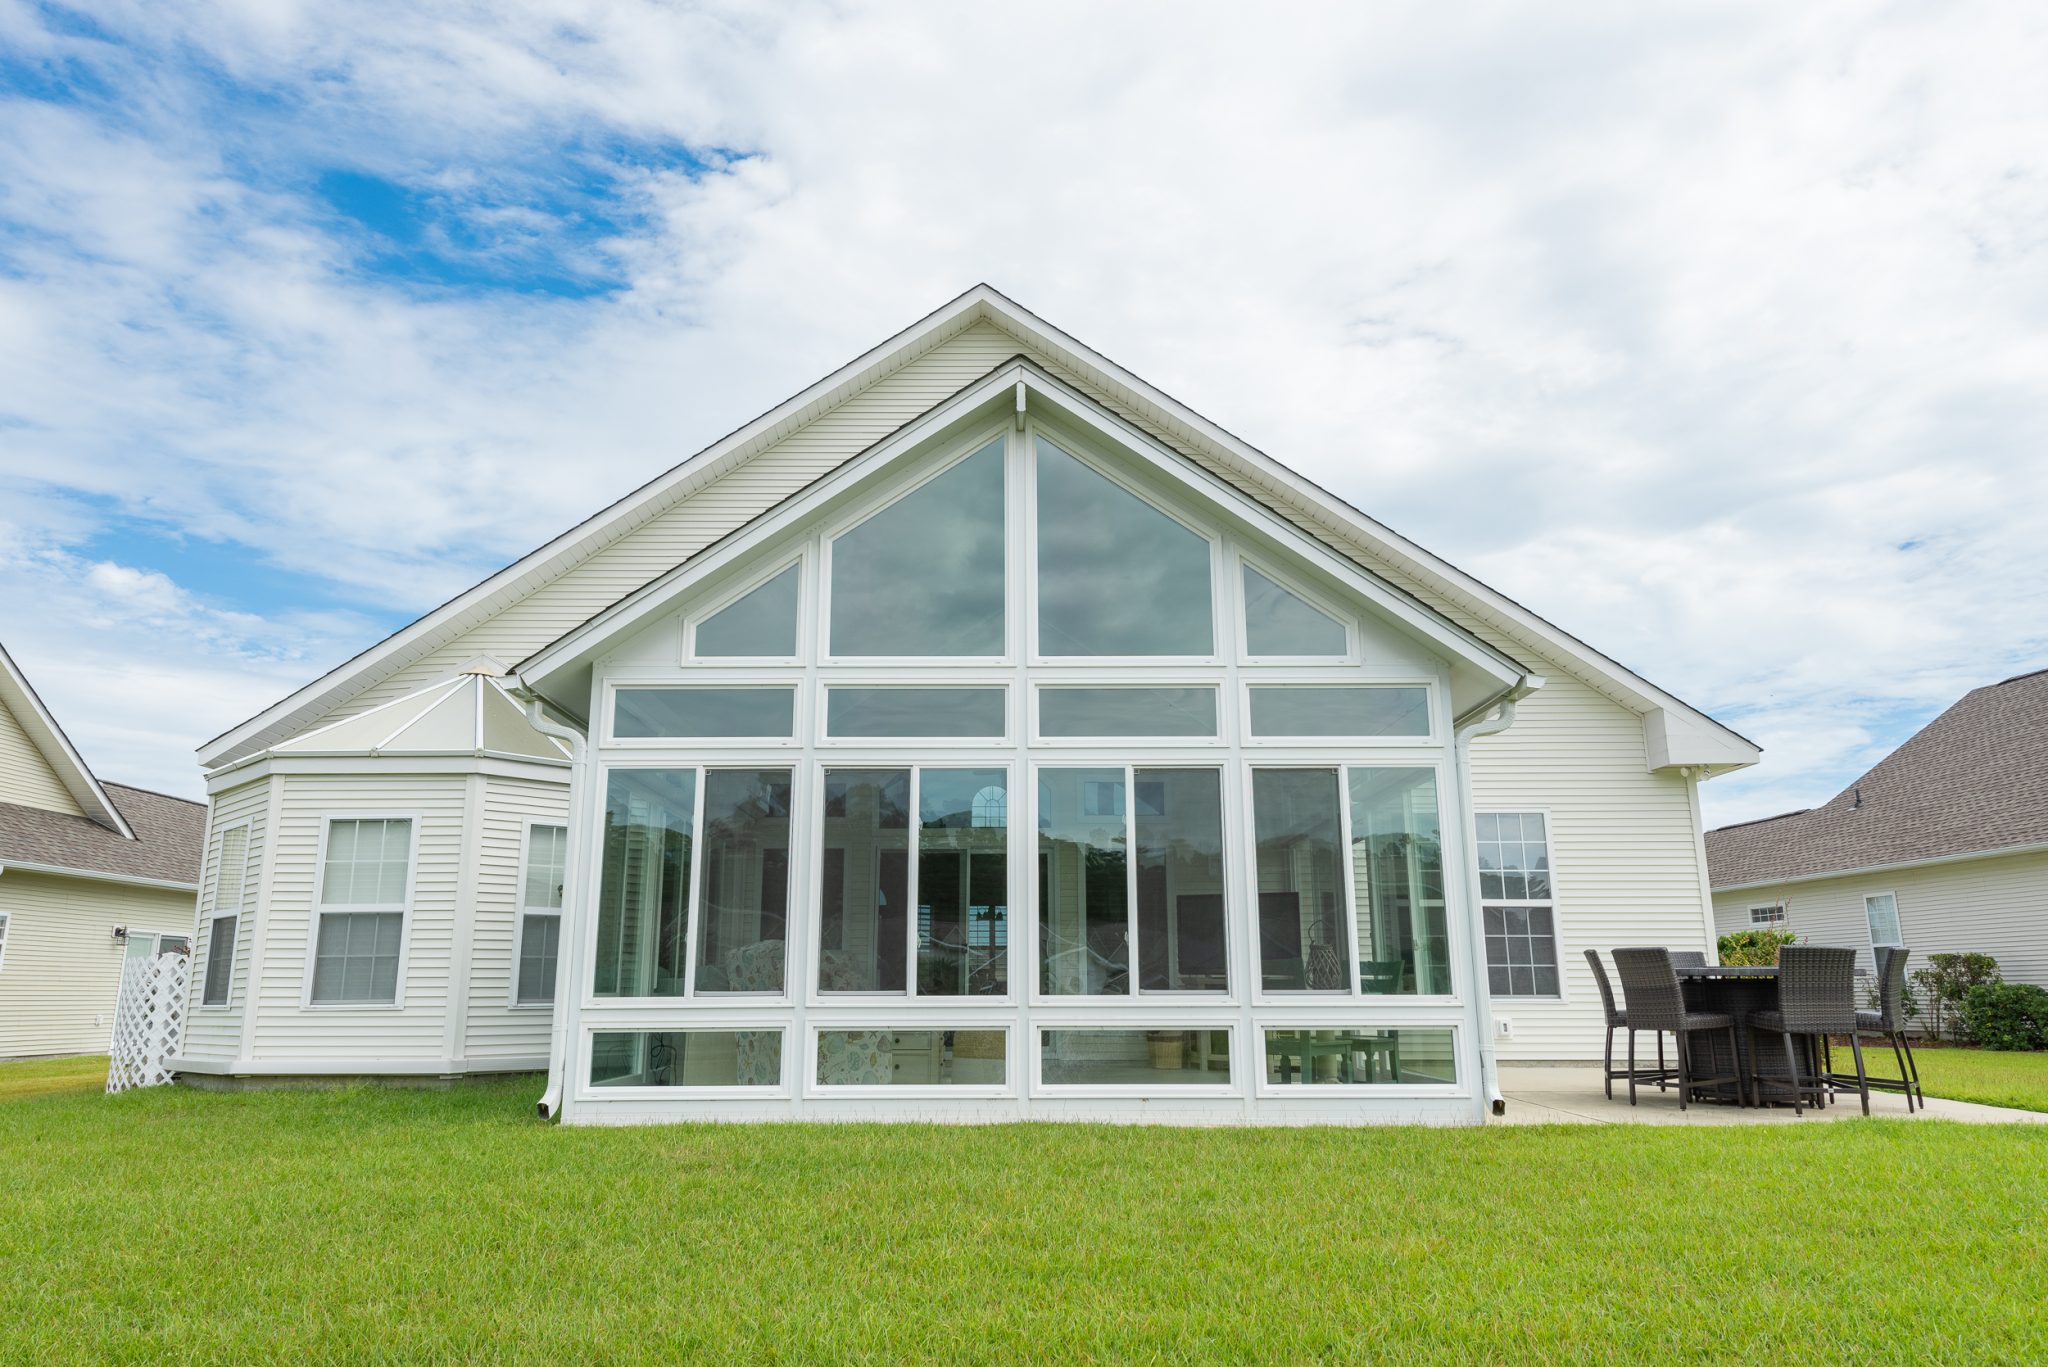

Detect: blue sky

[2,1,2045,819]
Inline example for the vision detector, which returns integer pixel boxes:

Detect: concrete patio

[1494,1063,2048,1125]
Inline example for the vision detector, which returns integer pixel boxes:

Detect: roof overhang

[1712,839,2048,894]
[0,643,132,836]
[0,860,196,893]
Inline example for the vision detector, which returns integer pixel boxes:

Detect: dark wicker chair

[1669,951,1708,969]
[1749,945,1866,1116]
[1611,948,1746,1109]
[1584,949,1667,1099]
[1845,945,1923,1111]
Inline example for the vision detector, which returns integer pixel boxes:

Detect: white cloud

[0,1,2044,816]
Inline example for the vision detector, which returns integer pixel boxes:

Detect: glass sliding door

[1133,769,1227,993]
[594,768,697,997]
[1251,768,1348,992]
[917,769,1009,996]
[1037,768,1129,995]
[1347,767,1450,995]
[693,769,794,994]
[819,769,909,993]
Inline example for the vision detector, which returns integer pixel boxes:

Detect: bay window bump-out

[307,816,414,1007]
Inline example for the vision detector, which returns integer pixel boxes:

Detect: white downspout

[1453,679,1540,1119]
[524,696,587,1121]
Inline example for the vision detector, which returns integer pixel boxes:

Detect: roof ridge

[100,780,206,809]
[1709,808,1811,834]
[1994,664,2048,686]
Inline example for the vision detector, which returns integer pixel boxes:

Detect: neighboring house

[180,285,1758,1124]
[0,644,203,1059]
[1707,668,2048,987]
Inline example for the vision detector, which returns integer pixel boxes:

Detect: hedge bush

[1959,982,2048,1051]
[1716,929,1797,966]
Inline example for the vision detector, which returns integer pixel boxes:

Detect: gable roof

[0,782,204,888]
[0,642,133,836]
[1707,668,2048,889]
[199,284,1759,772]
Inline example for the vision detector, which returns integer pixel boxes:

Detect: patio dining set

[1584,943,1926,1116]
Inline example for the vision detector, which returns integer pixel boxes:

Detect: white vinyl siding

[179,779,268,1061]
[0,691,86,815]
[0,871,197,1059]
[464,779,571,1059]
[201,825,250,1007]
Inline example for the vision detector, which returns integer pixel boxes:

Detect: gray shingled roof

[1707,668,2048,889]
[0,783,204,886]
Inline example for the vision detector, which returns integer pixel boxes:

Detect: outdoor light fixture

[112,925,129,942]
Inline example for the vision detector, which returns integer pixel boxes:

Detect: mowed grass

[3,1073,2047,1363]
[1886,1045,2048,1113]
[0,1053,105,1101]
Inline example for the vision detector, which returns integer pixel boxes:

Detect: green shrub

[1914,953,2003,1042]
[1717,929,1797,966]
[1959,983,2048,1051]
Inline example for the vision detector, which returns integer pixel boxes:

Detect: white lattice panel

[106,952,189,1094]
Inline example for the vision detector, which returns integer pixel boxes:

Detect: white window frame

[578,1022,794,1101]
[683,556,807,664]
[1029,1019,1242,1099]
[510,820,569,1010]
[1234,552,1357,664]
[1863,890,1904,954]
[1748,903,1786,927]
[1250,1020,1466,1100]
[1475,807,1566,1002]
[1239,677,1440,747]
[301,812,420,1010]
[1028,679,1225,746]
[802,1019,1017,1100]
[198,819,254,1010]
[606,681,801,749]
[0,912,10,975]
[818,680,1014,748]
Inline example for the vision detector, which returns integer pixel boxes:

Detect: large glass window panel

[202,915,237,1006]
[1134,769,1227,992]
[818,769,909,993]
[1037,768,1129,995]
[918,768,1009,997]
[1248,686,1431,738]
[614,688,795,739]
[815,1029,1007,1086]
[593,769,696,997]
[320,818,411,906]
[830,440,1006,656]
[1252,769,1348,991]
[1865,893,1903,949]
[1038,687,1217,738]
[309,911,403,1003]
[1035,438,1213,656]
[590,1030,782,1087]
[1348,768,1450,995]
[827,688,1005,738]
[694,770,794,994]
[694,563,800,658]
[1243,565,1347,656]
[1040,1029,1232,1085]
[1262,1028,1456,1086]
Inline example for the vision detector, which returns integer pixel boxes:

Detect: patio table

[1675,964,1817,1107]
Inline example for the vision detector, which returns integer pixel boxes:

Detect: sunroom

[517,363,1537,1124]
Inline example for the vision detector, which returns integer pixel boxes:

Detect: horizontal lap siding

[0,692,84,815]
[0,873,195,1058]
[250,774,468,1061]
[182,780,268,1060]
[1713,850,2048,986]
[1470,675,1711,1060]
[464,776,570,1060]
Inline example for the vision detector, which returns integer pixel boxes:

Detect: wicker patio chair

[1611,948,1746,1110]
[1584,949,1667,1099]
[1749,944,1866,1116]
[1846,945,1923,1111]
[1669,950,1708,969]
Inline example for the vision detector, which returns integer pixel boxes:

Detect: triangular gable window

[1035,437,1212,656]
[829,438,1005,657]
[1242,564,1347,657]
[696,563,800,658]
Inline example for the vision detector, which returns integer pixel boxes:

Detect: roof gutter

[0,861,199,894]
[1712,839,2048,894]
[521,695,589,1122]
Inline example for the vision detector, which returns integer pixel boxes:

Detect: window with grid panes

[1477,811,1559,997]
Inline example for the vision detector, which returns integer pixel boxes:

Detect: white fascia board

[516,361,1528,704]
[203,753,570,796]
[0,860,198,893]
[0,643,133,837]
[1646,707,1762,773]
[1711,840,2048,894]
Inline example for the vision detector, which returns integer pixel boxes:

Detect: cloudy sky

[1,2,2043,825]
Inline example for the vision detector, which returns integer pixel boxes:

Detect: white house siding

[247,772,469,1064]
[180,778,269,1062]
[1470,674,1714,1060]
[0,871,196,1058]
[462,775,569,1062]
[0,691,82,815]
[1713,848,2048,986]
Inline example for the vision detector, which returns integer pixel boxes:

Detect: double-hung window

[1478,812,1559,997]
[309,817,413,1005]
[0,913,9,974]
[202,824,252,1007]
[1864,893,1903,952]
[1749,903,1786,927]
[516,824,568,1005]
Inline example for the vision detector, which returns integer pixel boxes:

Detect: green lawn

[0,1053,105,1102]
[3,1071,2047,1362]
[1885,1045,2048,1113]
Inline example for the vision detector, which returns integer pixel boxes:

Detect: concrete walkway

[1495,1063,2048,1125]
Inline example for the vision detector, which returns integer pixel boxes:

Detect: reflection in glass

[819,770,908,993]
[1349,768,1449,995]
[917,769,1009,996]
[593,769,696,997]
[1242,565,1347,656]
[614,688,795,739]
[591,1030,782,1087]
[695,563,801,658]
[830,440,1005,656]
[1036,438,1212,655]
[1262,1028,1455,1085]
[815,1029,1007,1086]
[1038,687,1217,738]
[1040,1029,1231,1085]
[1134,769,1227,992]
[827,688,1005,738]
[1252,769,1348,991]
[693,769,793,994]
[1037,768,1128,995]
[1247,686,1430,738]
[1475,812,1549,900]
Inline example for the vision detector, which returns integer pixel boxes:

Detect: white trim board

[0,642,132,835]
